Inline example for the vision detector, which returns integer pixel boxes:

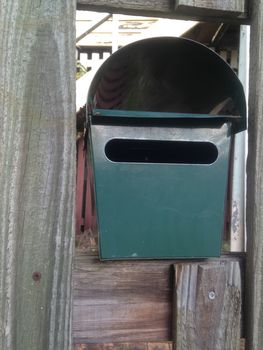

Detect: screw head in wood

[208,291,216,300]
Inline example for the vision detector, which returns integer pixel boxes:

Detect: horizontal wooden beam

[77,0,249,23]
[77,0,171,13]
[74,343,173,350]
[175,0,245,17]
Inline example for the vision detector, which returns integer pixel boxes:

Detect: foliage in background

[76,61,89,80]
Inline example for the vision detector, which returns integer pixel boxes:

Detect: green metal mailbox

[87,37,246,260]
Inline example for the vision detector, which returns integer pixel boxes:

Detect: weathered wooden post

[246,0,263,349]
[173,260,242,350]
[0,1,75,349]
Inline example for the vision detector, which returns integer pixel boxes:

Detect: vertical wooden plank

[246,0,263,349]
[173,261,242,350]
[0,1,75,350]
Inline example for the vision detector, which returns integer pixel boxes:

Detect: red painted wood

[76,137,85,235]
[76,136,97,235]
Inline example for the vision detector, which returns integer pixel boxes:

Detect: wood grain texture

[74,343,148,350]
[147,342,173,350]
[175,0,245,14]
[73,255,173,343]
[246,0,263,349]
[0,1,75,349]
[74,342,245,350]
[74,342,173,350]
[173,261,242,350]
[77,0,172,12]
[77,0,248,22]
[73,255,244,344]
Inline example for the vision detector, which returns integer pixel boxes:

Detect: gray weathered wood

[73,255,173,343]
[73,255,244,344]
[74,342,173,350]
[74,341,246,350]
[77,0,248,22]
[175,0,245,16]
[74,342,245,350]
[0,1,75,349]
[77,0,172,13]
[173,261,242,350]
[246,0,263,349]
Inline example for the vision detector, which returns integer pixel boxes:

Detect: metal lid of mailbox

[88,37,246,133]
[91,108,241,132]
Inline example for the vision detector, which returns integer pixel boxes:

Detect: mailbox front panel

[90,123,231,259]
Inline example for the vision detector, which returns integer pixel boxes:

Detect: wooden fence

[1,0,263,349]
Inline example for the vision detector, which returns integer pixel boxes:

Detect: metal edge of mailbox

[92,108,242,120]
[91,109,242,134]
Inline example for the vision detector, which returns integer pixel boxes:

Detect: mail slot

[105,139,219,164]
[86,37,246,259]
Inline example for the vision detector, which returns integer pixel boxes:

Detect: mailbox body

[89,110,232,259]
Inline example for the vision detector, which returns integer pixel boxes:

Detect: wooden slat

[246,0,263,349]
[74,343,148,350]
[73,256,173,343]
[74,342,245,350]
[77,0,171,12]
[0,1,75,349]
[74,342,173,350]
[173,261,242,350]
[77,0,248,22]
[147,343,173,350]
[175,0,245,16]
